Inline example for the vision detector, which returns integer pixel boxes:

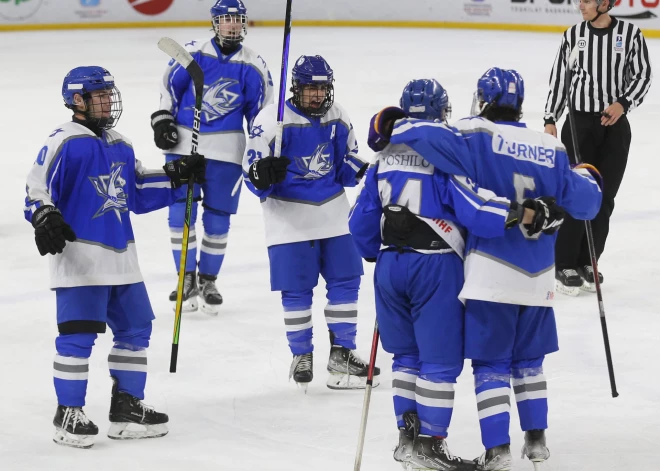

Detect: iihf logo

[615,35,624,53]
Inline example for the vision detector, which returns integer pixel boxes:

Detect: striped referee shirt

[544,17,652,124]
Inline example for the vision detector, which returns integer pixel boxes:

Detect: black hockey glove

[32,206,77,256]
[522,197,565,236]
[151,110,179,150]
[163,153,206,189]
[248,156,291,190]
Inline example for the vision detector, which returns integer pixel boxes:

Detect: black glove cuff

[505,201,524,229]
[151,110,175,129]
[32,205,60,228]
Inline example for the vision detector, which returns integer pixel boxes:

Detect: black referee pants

[556,112,631,270]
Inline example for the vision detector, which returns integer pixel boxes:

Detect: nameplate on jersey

[378,152,434,175]
[418,215,465,260]
[491,132,555,168]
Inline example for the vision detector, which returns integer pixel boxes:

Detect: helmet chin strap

[590,2,609,23]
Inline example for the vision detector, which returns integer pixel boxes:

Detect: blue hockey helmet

[211,0,248,47]
[471,67,524,118]
[62,66,122,129]
[400,79,452,122]
[290,55,335,118]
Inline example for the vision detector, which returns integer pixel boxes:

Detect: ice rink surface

[1,24,658,470]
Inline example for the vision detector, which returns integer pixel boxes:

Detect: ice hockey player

[243,54,379,391]
[24,66,206,448]
[151,0,273,315]
[350,78,566,471]
[374,68,602,470]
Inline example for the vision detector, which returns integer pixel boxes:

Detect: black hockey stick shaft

[157,38,205,373]
[273,0,293,157]
[565,47,618,398]
[354,321,380,471]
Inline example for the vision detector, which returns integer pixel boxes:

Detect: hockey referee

[544,0,652,295]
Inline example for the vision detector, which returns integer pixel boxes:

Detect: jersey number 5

[513,173,540,240]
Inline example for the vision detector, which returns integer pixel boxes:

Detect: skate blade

[171,298,198,313]
[199,300,221,316]
[107,422,168,440]
[294,382,309,394]
[53,428,95,449]
[555,280,580,297]
[326,372,380,390]
[533,461,544,471]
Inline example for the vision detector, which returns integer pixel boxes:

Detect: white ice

[1,25,658,471]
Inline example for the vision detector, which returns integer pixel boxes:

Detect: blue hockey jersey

[349,142,520,261]
[243,100,367,247]
[390,117,602,306]
[159,38,274,164]
[24,122,178,289]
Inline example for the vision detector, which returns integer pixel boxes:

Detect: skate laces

[434,439,458,461]
[63,407,90,431]
[348,350,368,368]
[561,268,578,278]
[200,278,219,296]
[289,353,312,378]
[135,399,156,421]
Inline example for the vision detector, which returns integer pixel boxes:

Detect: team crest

[89,162,128,222]
[295,143,333,179]
[188,78,242,122]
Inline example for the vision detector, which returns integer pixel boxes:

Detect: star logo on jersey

[249,125,264,139]
[89,162,128,223]
[49,128,64,137]
[295,143,332,179]
[188,78,242,122]
[185,40,197,47]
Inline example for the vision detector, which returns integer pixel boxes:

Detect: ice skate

[555,268,582,297]
[521,430,550,470]
[409,435,477,470]
[326,345,380,390]
[107,377,168,440]
[197,273,223,315]
[577,264,603,293]
[169,271,198,312]
[393,411,419,469]
[52,405,98,449]
[475,444,513,471]
[289,352,313,393]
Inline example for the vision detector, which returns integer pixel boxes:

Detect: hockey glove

[32,206,77,256]
[163,154,206,189]
[368,107,407,152]
[248,156,291,190]
[522,197,565,236]
[151,110,179,150]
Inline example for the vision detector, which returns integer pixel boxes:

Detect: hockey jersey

[24,122,178,289]
[349,142,518,260]
[390,117,602,306]
[159,38,274,164]
[244,100,367,247]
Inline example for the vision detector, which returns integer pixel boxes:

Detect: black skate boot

[577,264,603,293]
[410,435,477,470]
[169,271,198,312]
[108,377,168,440]
[521,429,550,470]
[289,352,313,392]
[475,444,513,471]
[53,405,98,449]
[555,268,582,297]
[197,273,223,315]
[393,411,419,468]
[326,344,381,390]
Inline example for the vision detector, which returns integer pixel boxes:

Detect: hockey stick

[353,321,380,471]
[274,0,293,158]
[565,46,619,398]
[157,37,205,373]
